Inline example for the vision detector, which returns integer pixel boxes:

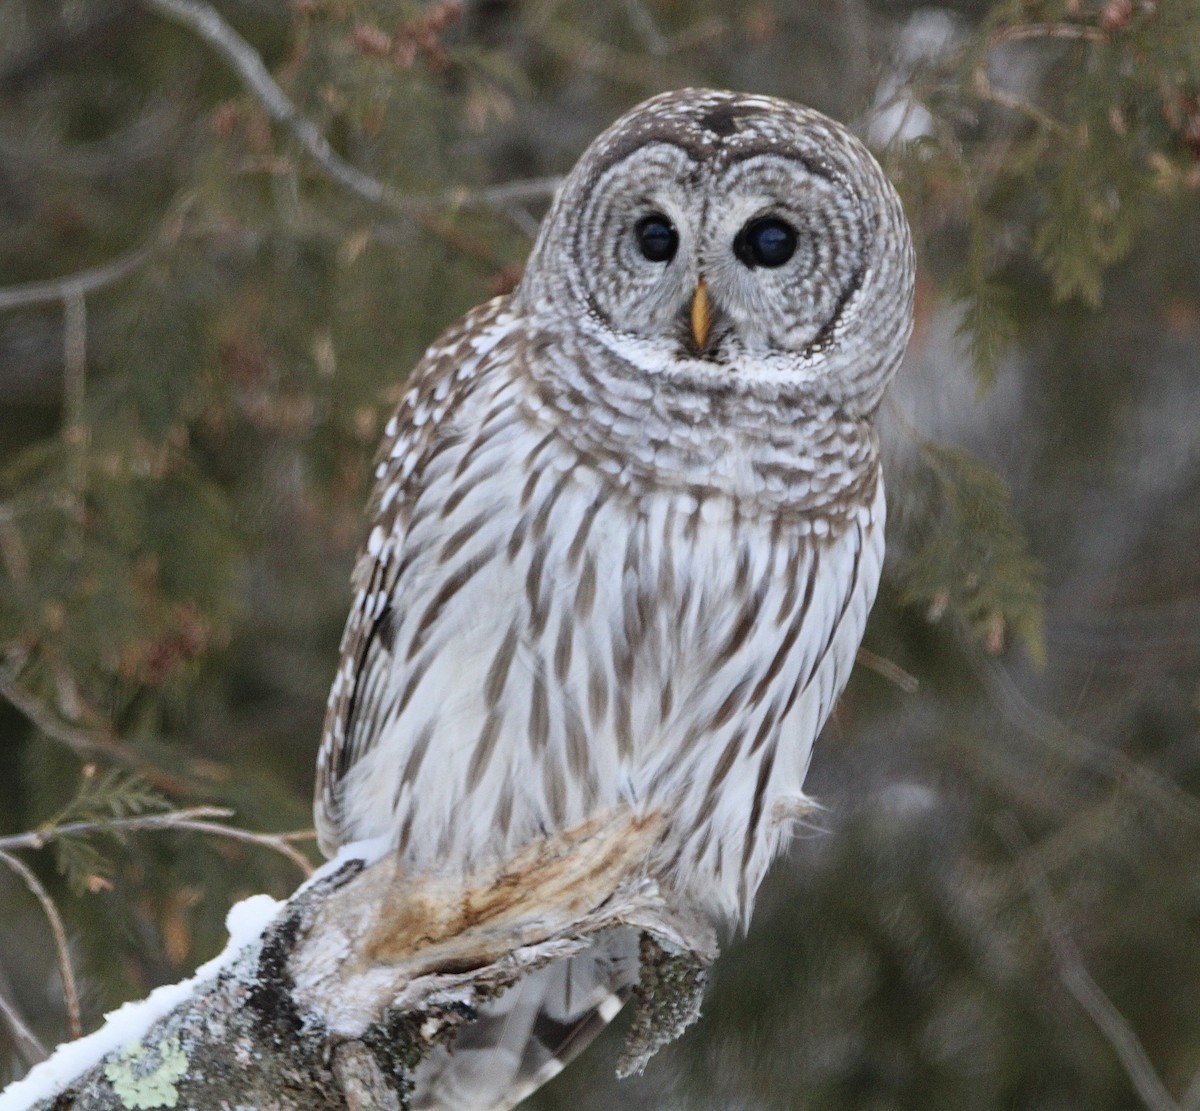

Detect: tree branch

[855,646,920,693]
[0,665,195,795]
[0,850,82,1041]
[137,0,403,213]
[439,176,563,211]
[0,245,151,312]
[0,808,315,877]
[997,815,1183,1111]
[0,3,564,319]
[136,0,560,223]
[0,810,714,1111]
[0,985,48,1069]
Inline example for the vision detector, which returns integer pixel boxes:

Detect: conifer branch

[138,0,401,212]
[0,666,193,795]
[135,0,561,225]
[0,666,123,764]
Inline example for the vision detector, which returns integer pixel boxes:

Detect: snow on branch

[0,809,715,1111]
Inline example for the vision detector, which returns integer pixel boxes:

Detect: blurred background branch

[998,814,1190,1111]
[0,848,81,1040]
[138,0,407,213]
[0,245,151,311]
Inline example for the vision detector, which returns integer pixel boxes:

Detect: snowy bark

[1,810,715,1111]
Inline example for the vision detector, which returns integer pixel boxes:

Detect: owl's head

[519,89,915,415]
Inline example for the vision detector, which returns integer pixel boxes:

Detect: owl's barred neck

[511,314,881,525]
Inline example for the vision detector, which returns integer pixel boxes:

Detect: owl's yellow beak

[689,277,714,353]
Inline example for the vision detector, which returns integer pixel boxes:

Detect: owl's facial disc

[520,88,915,408]
[561,140,872,367]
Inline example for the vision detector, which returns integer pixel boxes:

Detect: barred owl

[315,89,914,1109]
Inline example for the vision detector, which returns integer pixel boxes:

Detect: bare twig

[963,19,1106,139]
[855,646,920,693]
[0,808,315,877]
[280,829,318,843]
[988,21,1106,47]
[967,642,1200,830]
[971,65,1072,137]
[0,850,82,1041]
[131,816,315,876]
[0,243,150,312]
[0,982,48,1067]
[63,292,88,531]
[997,815,1182,1111]
[441,177,563,210]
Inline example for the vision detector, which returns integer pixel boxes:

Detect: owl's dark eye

[635,214,678,263]
[734,217,798,268]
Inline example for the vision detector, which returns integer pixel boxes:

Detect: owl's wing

[314,296,516,857]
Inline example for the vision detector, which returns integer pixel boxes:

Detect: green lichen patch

[103,1035,189,1109]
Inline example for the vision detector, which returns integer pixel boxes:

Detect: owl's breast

[337,352,882,920]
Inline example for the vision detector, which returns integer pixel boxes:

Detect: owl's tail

[409,927,640,1111]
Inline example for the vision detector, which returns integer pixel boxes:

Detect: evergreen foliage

[42,770,169,896]
[901,443,1045,662]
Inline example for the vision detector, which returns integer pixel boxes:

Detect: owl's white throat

[600,325,832,397]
